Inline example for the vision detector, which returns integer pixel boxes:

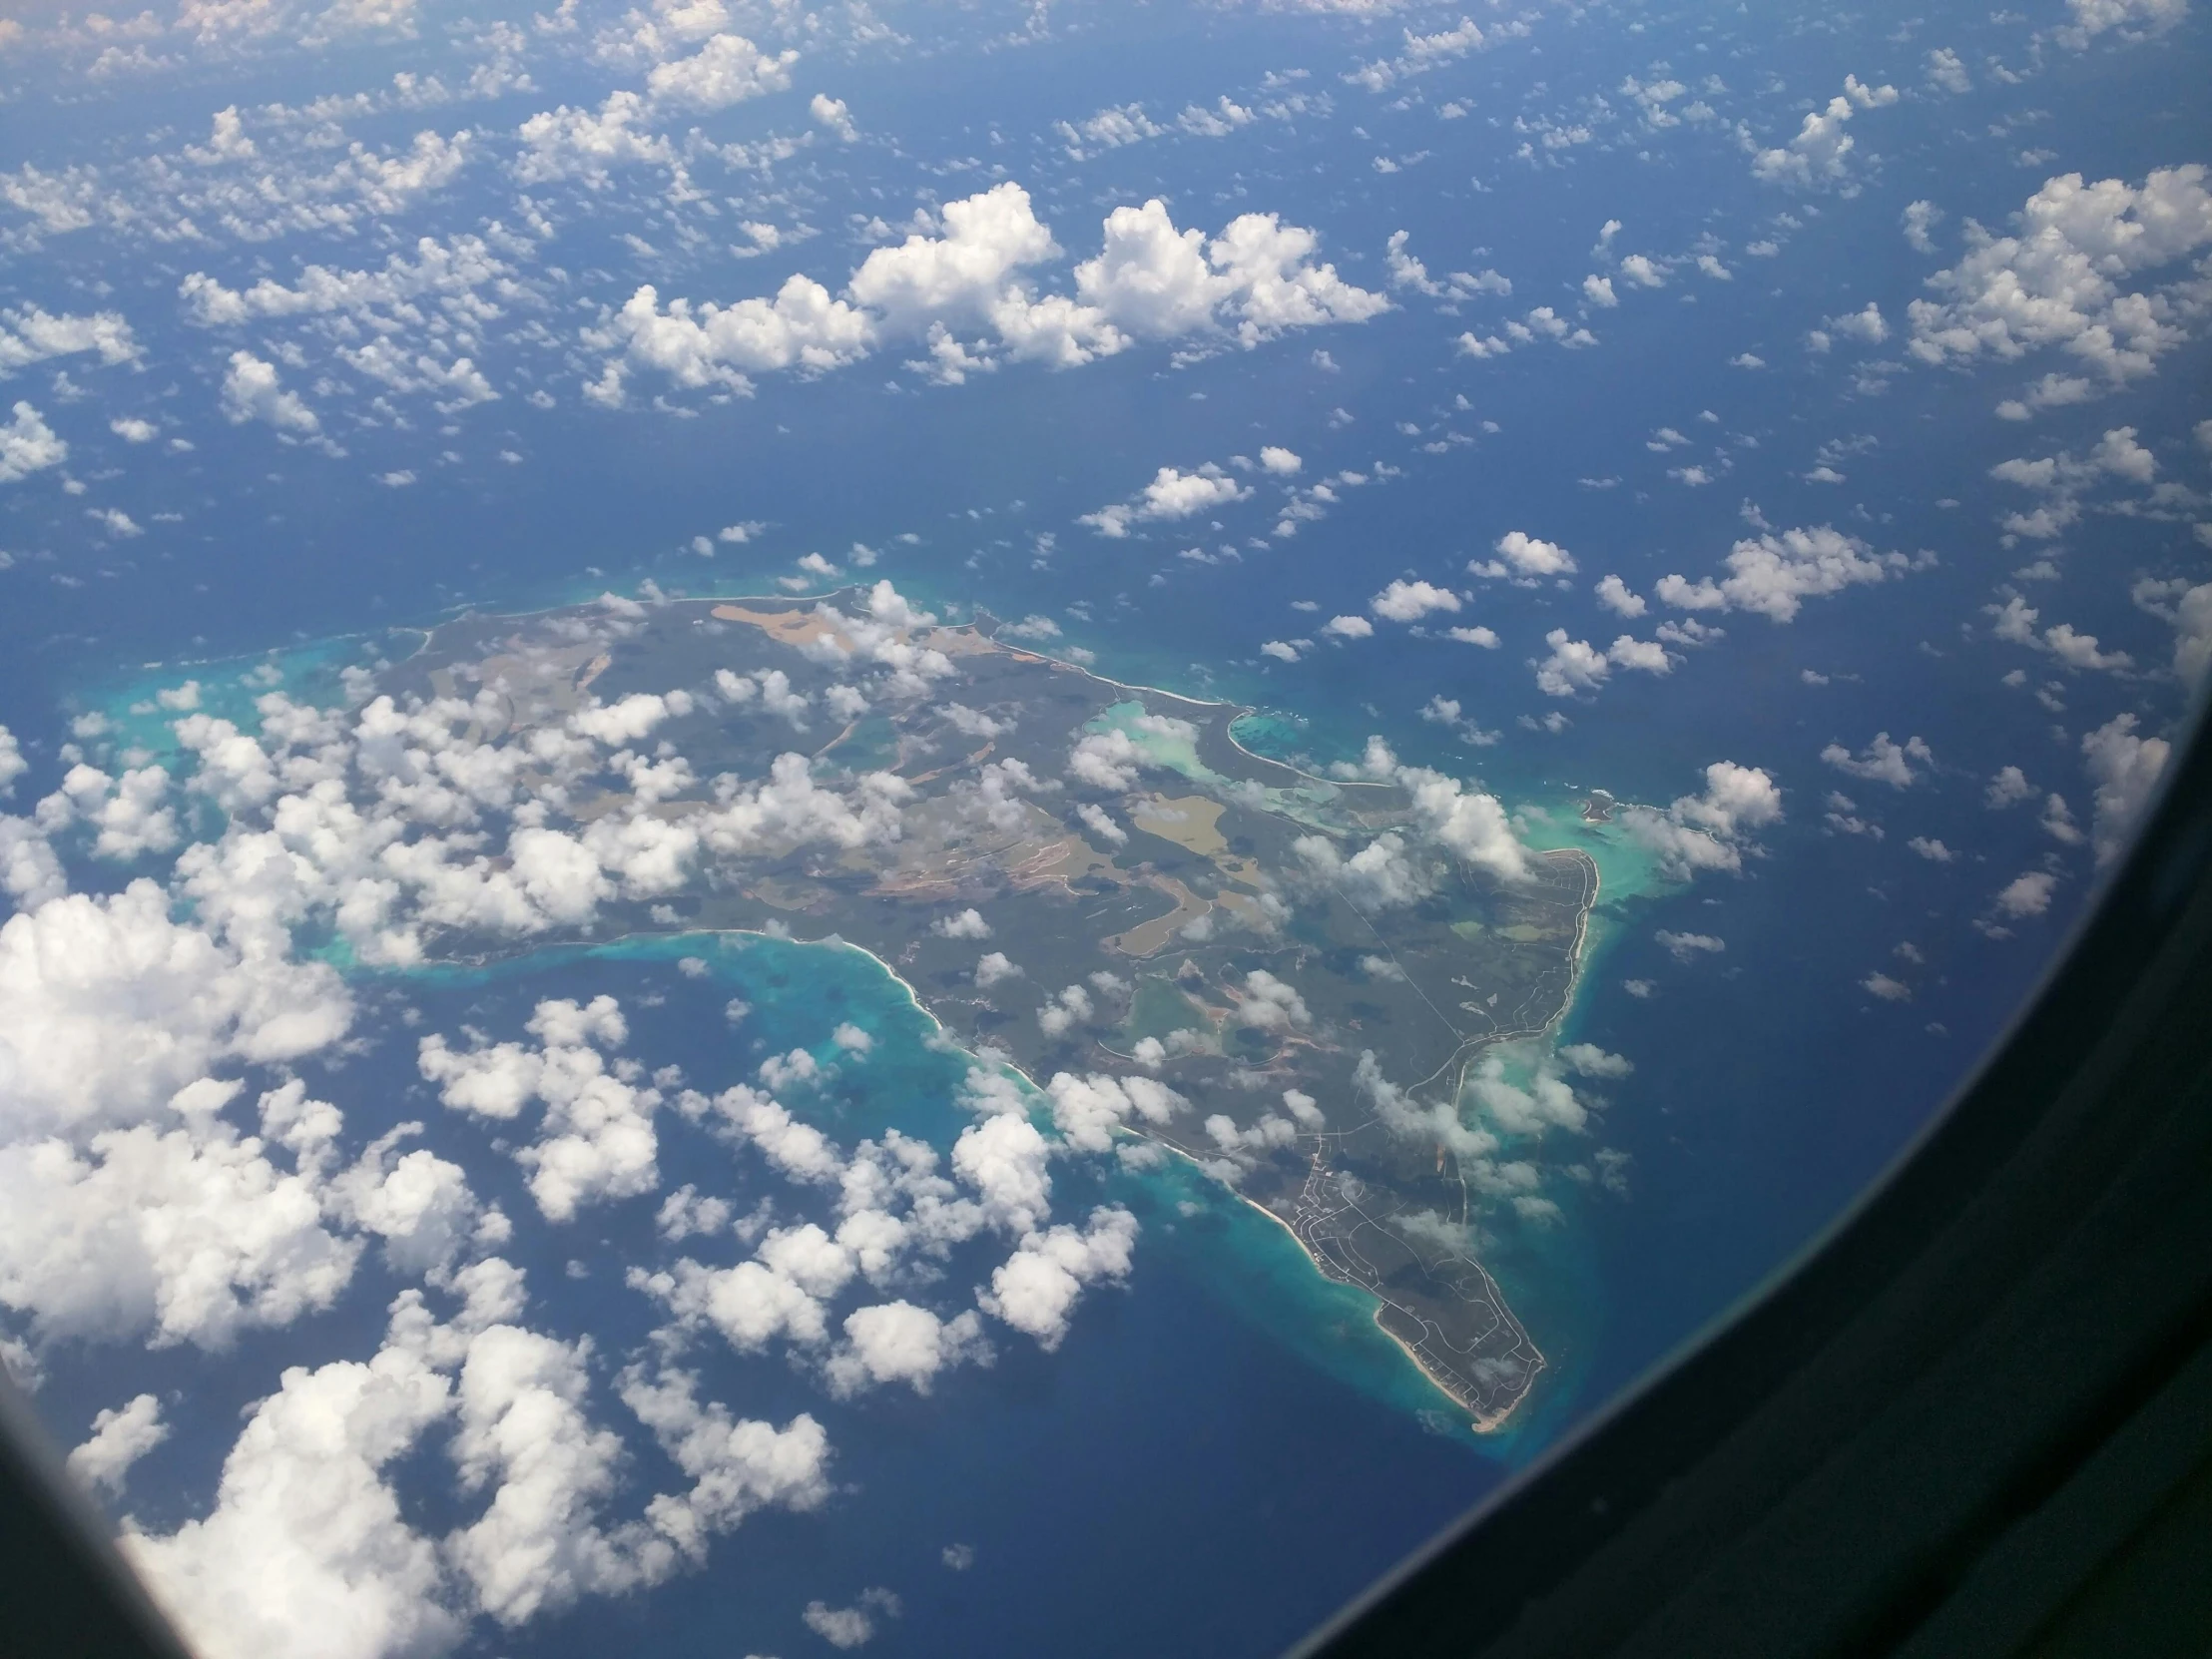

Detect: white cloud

[616,1363,830,1562]
[1397,767,1529,882]
[1824,301,1889,344]
[419,997,657,1222]
[1558,1043,1633,1079]
[593,276,873,397]
[516,91,675,184]
[1752,75,1899,190]
[979,1206,1138,1349]
[1346,14,1523,91]
[1926,47,1972,94]
[1042,1073,1183,1154]
[606,185,1382,397]
[1655,526,1920,622]
[0,1083,362,1350]
[66,1393,169,1495]
[1594,575,1646,617]
[1993,869,2057,918]
[2082,713,2169,862]
[1055,103,1167,159]
[127,1324,461,1659]
[179,235,514,330]
[0,881,351,1138]
[0,399,67,482]
[1904,200,1944,255]
[2055,0,2188,48]
[1987,766,2036,809]
[802,1591,901,1649]
[2134,578,2212,682]
[0,304,140,377]
[1532,632,1671,697]
[1370,579,1459,622]
[951,1111,1052,1236]
[1618,761,1784,879]
[810,93,856,141]
[219,351,318,434]
[1908,166,2212,388]
[1476,530,1576,579]
[644,32,795,111]
[1821,732,1934,789]
[1532,631,1611,697]
[1292,830,1429,909]
[824,1301,988,1396]
[1656,929,1726,961]
[1259,444,1302,474]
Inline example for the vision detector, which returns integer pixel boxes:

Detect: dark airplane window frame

[5,716,2210,1659]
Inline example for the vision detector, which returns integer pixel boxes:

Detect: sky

[0,0,2207,1655]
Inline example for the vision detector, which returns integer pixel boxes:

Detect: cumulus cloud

[179,235,516,333]
[643,32,795,111]
[1370,579,1460,622]
[419,997,658,1222]
[1908,166,2212,390]
[1821,732,1934,789]
[66,1393,169,1496]
[1043,1073,1184,1153]
[0,399,67,482]
[219,351,318,434]
[126,1322,462,1659]
[1081,463,1249,536]
[598,184,1383,398]
[979,1206,1138,1349]
[2055,0,2189,48]
[1293,830,1430,908]
[1655,929,1726,962]
[0,304,140,377]
[1655,526,1922,622]
[810,93,857,142]
[1619,761,1784,879]
[2082,713,2169,862]
[0,881,351,1137]
[1594,575,1647,617]
[1751,75,1899,190]
[1532,631,1672,697]
[516,91,676,185]
[825,1302,988,1396]
[1993,869,2058,919]
[1473,531,1576,580]
[0,724,26,797]
[0,1081,365,1351]
[2133,578,2212,682]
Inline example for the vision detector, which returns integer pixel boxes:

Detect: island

[391,584,1598,1429]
